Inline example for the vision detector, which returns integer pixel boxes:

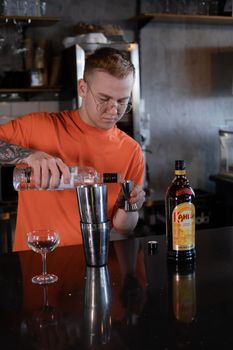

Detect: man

[0,47,145,251]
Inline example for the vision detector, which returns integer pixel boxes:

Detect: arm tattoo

[0,140,33,164]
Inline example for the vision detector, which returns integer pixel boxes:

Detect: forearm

[112,208,139,235]
[0,140,71,188]
[0,140,33,164]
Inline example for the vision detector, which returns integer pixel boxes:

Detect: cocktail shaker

[80,221,110,267]
[76,184,110,267]
[76,183,108,223]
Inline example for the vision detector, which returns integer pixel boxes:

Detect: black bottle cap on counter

[175,160,185,170]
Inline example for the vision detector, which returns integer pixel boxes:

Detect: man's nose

[108,101,118,112]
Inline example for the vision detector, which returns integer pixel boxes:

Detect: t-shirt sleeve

[0,114,34,148]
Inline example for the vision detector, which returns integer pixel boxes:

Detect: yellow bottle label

[175,170,186,175]
[172,202,195,251]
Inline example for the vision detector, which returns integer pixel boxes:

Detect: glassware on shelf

[154,0,164,13]
[26,229,60,284]
[186,0,198,15]
[3,0,26,16]
[16,1,28,16]
[27,0,41,16]
[177,0,198,15]
[40,1,46,16]
[197,0,210,15]
[0,29,6,52]
[2,0,14,15]
[1,0,43,16]
[163,0,177,14]
[34,0,41,16]
[209,0,220,15]
[176,0,187,14]
[0,1,5,15]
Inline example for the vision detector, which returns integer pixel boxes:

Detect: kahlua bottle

[165,160,196,262]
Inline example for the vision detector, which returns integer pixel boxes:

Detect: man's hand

[23,151,71,189]
[117,184,146,211]
[113,184,146,236]
[0,140,71,189]
[127,185,146,210]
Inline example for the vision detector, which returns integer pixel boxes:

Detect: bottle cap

[175,160,185,170]
[147,240,158,255]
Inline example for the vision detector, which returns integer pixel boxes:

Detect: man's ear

[78,79,87,97]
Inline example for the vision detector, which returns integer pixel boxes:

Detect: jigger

[121,180,138,212]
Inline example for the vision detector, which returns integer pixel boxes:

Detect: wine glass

[26,229,60,284]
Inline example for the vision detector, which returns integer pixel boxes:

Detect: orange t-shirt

[0,110,144,251]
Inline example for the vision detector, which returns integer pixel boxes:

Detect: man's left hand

[128,185,146,210]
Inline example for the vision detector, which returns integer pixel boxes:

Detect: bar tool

[76,184,110,267]
[120,180,138,212]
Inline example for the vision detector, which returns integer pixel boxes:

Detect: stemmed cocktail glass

[26,229,60,284]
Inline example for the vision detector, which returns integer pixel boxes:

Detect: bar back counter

[0,226,233,349]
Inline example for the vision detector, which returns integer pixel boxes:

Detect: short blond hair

[84,47,135,80]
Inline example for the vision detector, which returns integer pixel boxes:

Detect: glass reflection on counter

[27,285,61,348]
[22,284,79,350]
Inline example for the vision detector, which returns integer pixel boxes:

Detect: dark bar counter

[1,226,233,349]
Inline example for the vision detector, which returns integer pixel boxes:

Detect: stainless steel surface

[80,221,110,267]
[121,180,138,212]
[76,184,108,223]
[83,265,112,345]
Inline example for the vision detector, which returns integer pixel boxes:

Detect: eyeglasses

[85,81,132,115]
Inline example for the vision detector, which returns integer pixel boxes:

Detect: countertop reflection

[1,226,233,349]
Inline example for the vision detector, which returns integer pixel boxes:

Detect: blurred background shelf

[0,16,60,25]
[131,12,233,29]
[0,87,61,92]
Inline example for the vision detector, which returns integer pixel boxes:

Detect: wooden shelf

[131,12,233,29]
[0,87,61,93]
[0,16,60,26]
[0,16,61,100]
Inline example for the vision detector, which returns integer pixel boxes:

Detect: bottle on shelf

[33,39,48,87]
[13,166,123,191]
[165,160,196,262]
[197,0,209,15]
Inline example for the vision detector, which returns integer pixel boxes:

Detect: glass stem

[41,253,47,275]
[43,285,49,306]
